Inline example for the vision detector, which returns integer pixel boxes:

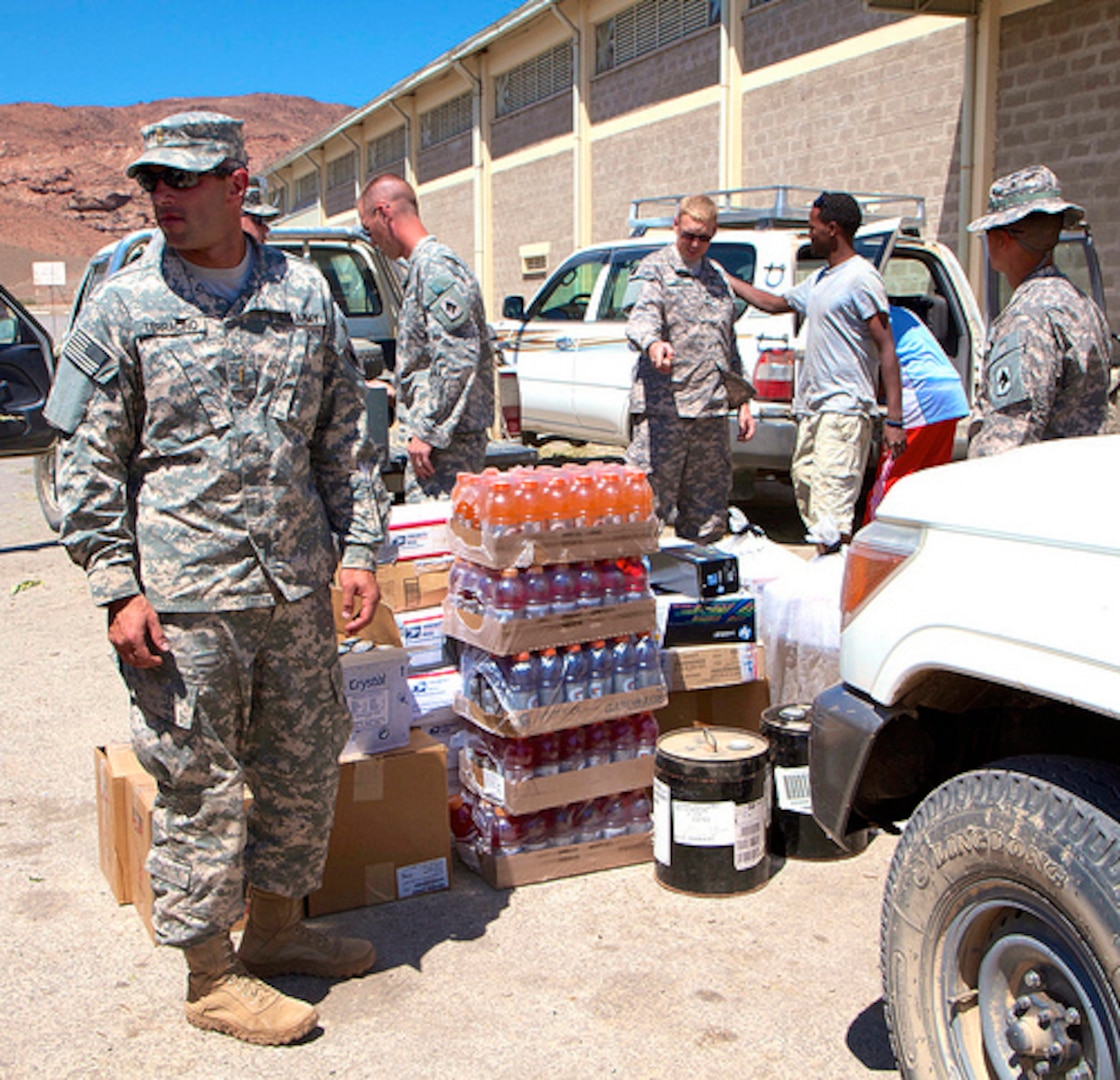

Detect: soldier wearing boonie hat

[966,165,1110,457]
[44,109,389,1045]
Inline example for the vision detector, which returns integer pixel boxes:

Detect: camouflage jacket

[625,242,745,419]
[395,236,494,448]
[969,264,1111,457]
[44,234,390,612]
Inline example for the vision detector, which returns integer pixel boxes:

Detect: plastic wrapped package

[757,550,846,706]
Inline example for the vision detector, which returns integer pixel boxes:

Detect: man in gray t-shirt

[730,191,904,550]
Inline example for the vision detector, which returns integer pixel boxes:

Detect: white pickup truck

[496,186,1109,496]
[811,435,1120,1078]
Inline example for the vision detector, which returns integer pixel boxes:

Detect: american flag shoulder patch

[63,327,113,381]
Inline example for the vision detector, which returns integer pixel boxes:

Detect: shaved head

[357,172,427,260]
[360,173,417,216]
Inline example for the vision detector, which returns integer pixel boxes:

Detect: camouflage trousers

[403,429,488,502]
[626,413,731,543]
[122,586,350,948]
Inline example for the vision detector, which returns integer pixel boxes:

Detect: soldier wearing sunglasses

[44,111,390,1045]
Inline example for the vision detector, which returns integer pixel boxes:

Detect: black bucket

[761,703,869,860]
[653,727,771,896]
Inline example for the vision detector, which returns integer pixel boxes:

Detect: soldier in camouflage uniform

[44,112,391,1046]
[240,175,279,243]
[967,165,1111,457]
[358,174,494,501]
[625,195,756,542]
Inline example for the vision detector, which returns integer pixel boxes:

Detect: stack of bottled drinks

[445,463,665,871]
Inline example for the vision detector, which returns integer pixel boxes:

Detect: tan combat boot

[238,887,377,979]
[183,931,318,1045]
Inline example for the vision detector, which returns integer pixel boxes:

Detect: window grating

[367,127,407,174]
[596,0,720,73]
[495,42,573,118]
[420,93,473,149]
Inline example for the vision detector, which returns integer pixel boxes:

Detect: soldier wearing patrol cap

[357,173,494,500]
[241,175,280,243]
[967,164,1111,456]
[44,111,390,1045]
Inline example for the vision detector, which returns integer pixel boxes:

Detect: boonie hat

[243,178,280,220]
[967,164,1084,233]
[127,111,247,177]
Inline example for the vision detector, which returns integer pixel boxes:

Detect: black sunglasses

[134,164,235,193]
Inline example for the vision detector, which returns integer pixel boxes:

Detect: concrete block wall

[492,152,575,306]
[590,105,722,243]
[492,92,573,160]
[589,28,720,125]
[997,0,1120,326]
[741,22,967,249]
[417,181,475,279]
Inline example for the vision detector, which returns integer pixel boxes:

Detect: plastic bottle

[522,564,552,619]
[574,798,605,843]
[624,788,653,833]
[583,721,611,767]
[574,562,603,610]
[456,560,481,614]
[633,632,661,688]
[485,477,518,538]
[622,466,654,523]
[633,711,659,757]
[597,559,626,607]
[595,464,624,526]
[558,725,586,771]
[608,715,637,761]
[513,470,545,534]
[621,556,650,601]
[534,730,562,776]
[518,811,549,852]
[549,802,577,847]
[586,639,613,699]
[600,793,630,839]
[448,793,479,845]
[506,651,539,712]
[541,468,572,531]
[493,568,526,623]
[490,808,523,856]
[537,647,563,706]
[479,676,501,716]
[476,566,499,615]
[547,563,579,615]
[568,471,599,529]
[611,635,638,695]
[501,734,535,783]
[562,643,590,702]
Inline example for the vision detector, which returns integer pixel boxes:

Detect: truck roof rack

[628,185,926,235]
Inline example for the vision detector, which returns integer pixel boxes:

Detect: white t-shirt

[785,254,889,418]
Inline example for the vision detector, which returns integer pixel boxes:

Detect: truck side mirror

[503,295,526,320]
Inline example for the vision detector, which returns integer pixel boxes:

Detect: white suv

[811,435,1120,1077]
[496,186,985,495]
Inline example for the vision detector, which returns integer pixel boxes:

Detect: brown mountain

[0,94,352,301]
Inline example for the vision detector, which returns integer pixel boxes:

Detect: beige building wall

[416,178,476,268]
[996,0,1120,324]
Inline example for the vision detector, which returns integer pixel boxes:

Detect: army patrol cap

[967,164,1084,233]
[243,178,280,220]
[127,111,247,177]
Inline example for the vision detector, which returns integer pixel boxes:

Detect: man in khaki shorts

[730,192,904,550]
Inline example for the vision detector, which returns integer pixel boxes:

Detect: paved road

[0,456,900,1078]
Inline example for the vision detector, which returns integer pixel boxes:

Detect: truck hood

[875,434,1120,553]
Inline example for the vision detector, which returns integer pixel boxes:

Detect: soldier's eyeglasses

[134,165,234,193]
[680,229,713,244]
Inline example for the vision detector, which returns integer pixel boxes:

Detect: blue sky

[4,1,522,108]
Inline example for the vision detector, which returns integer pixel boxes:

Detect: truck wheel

[881,757,1120,1079]
[33,448,61,533]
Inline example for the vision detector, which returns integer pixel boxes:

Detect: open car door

[0,283,55,459]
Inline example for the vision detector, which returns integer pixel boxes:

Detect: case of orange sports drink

[447,462,659,569]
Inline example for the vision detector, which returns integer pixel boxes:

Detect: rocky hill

[0,94,352,301]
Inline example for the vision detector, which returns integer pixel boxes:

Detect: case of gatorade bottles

[448,462,660,569]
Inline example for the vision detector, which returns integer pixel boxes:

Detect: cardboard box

[443,596,657,655]
[308,730,452,916]
[661,643,765,692]
[408,666,461,727]
[94,744,149,904]
[454,683,669,739]
[460,750,655,815]
[377,557,453,613]
[125,772,158,941]
[655,591,756,647]
[449,516,659,570]
[339,646,413,759]
[381,500,452,562]
[655,680,771,735]
[396,605,450,670]
[461,831,652,889]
